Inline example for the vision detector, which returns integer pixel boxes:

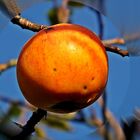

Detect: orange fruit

[16,23,108,113]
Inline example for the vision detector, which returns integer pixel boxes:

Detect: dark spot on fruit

[91,77,94,81]
[83,85,87,90]
[53,68,57,71]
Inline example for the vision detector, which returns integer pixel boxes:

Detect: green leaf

[48,112,76,120]
[35,127,46,139]
[1,104,22,123]
[43,116,72,132]
[48,7,59,25]
[68,1,84,7]
[8,104,21,118]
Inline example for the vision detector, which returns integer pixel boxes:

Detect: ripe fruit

[16,23,108,113]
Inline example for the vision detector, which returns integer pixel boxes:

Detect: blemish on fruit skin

[53,68,57,71]
[91,77,94,81]
[83,85,88,90]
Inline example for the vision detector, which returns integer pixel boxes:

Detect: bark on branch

[10,15,130,57]
[98,97,126,140]
[12,109,47,140]
[11,15,47,32]
[104,44,129,57]
[102,38,129,57]
[0,59,17,74]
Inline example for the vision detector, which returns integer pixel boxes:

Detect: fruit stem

[12,108,47,140]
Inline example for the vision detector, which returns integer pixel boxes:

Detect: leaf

[48,7,59,25]
[48,112,77,120]
[35,127,46,139]
[43,116,72,132]
[68,1,84,7]
[1,104,22,123]
[8,104,21,118]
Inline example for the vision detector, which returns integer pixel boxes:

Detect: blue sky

[0,0,140,139]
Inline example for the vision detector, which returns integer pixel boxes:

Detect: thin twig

[0,59,17,74]
[0,95,34,110]
[11,15,47,32]
[96,3,110,139]
[102,38,128,57]
[58,0,70,23]
[96,11,104,39]
[98,97,126,140]
[89,107,107,137]
[104,44,129,57]
[102,92,109,140]
[9,15,130,57]
[102,38,125,46]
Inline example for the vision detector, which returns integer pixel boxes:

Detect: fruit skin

[17,23,108,113]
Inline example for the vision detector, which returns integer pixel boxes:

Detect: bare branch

[0,95,34,110]
[98,97,126,140]
[58,0,70,23]
[12,108,47,140]
[89,108,107,137]
[104,44,129,57]
[0,59,17,74]
[10,15,129,57]
[102,38,125,46]
[102,38,129,57]
[11,15,47,32]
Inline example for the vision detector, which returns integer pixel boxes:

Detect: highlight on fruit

[16,23,108,113]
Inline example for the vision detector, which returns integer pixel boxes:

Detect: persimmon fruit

[16,23,108,113]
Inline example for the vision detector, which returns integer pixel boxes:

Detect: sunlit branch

[0,59,17,74]
[102,38,125,46]
[10,16,129,57]
[11,15,47,32]
[102,38,129,57]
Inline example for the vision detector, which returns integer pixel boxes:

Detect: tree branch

[12,108,47,140]
[98,97,126,140]
[0,95,34,110]
[58,0,70,23]
[102,38,125,46]
[9,15,130,57]
[0,59,17,74]
[11,15,47,32]
[104,44,129,57]
[102,38,129,57]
